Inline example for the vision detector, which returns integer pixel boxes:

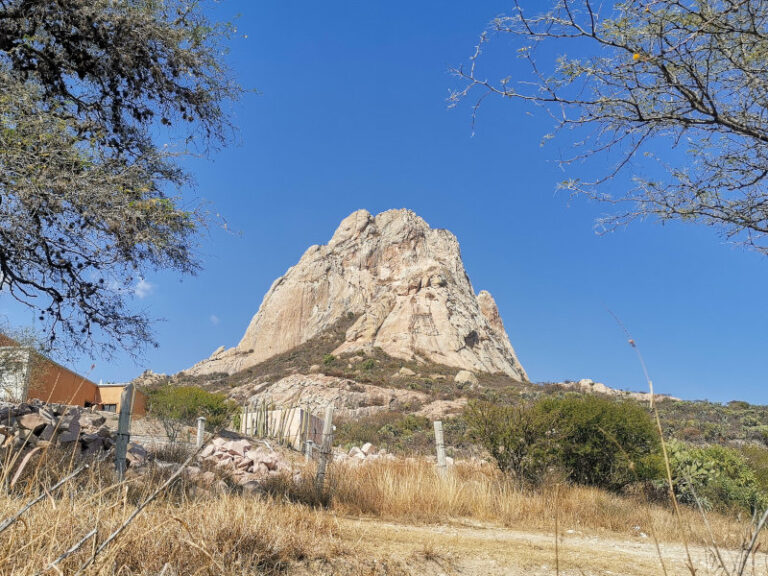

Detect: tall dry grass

[0,453,346,576]
[322,458,765,550]
[2,445,766,575]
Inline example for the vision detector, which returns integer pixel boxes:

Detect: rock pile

[198,437,294,490]
[333,442,397,465]
[0,400,118,456]
[0,400,297,493]
[0,400,289,471]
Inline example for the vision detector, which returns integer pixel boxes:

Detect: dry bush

[148,442,196,464]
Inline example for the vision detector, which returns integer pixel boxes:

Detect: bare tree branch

[451,0,768,254]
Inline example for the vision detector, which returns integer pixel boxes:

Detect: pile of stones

[0,401,319,494]
[0,400,120,457]
[333,442,397,465]
[198,437,295,490]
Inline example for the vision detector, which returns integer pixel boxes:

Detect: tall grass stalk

[612,312,767,576]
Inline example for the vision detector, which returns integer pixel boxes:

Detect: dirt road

[295,516,743,576]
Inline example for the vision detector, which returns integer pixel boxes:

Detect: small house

[0,334,146,416]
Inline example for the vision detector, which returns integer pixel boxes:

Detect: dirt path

[295,516,743,576]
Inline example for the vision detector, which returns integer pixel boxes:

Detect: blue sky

[4,1,767,404]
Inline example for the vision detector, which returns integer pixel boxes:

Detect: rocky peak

[476,289,514,344]
[186,209,528,380]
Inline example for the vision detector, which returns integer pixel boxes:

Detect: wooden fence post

[261,401,267,437]
[196,417,206,448]
[433,420,447,476]
[315,404,334,492]
[302,405,310,448]
[115,383,134,481]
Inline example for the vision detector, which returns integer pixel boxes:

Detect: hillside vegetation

[156,321,768,516]
[171,320,768,454]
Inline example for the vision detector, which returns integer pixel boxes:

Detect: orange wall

[28,361,99,407]
[97,386,147,417]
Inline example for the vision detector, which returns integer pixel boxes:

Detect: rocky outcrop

[186,209,527,380]
[454,370,479,387]
[556,379,680,403]
[233,373,428,419]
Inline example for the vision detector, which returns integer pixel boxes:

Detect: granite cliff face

[186,209,527,380]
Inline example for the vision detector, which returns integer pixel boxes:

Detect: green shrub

[667,441,766,512]
[360,358,376,371]
[377,414,431,445]
[741,444,768,495]
[322,354,336,366]
[537,395,662,490]
[147,385,237,442]
[748,426,768,446]
[729,400,751,410]
[464,400,554,484]
[468,396,661,490]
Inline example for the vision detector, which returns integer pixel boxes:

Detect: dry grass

[321,459,766,550]
[1,447,766,575]
[0,454,346,576]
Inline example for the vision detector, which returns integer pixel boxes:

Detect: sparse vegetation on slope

[168,321,768,517]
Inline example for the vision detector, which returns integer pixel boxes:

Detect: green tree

[469,395,661,490]
[147,385,236,443]
[0,0,240,355]
[452,0,768,254]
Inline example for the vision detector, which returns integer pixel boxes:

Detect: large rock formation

[186,209,527,380]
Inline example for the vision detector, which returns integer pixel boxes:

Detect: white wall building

[0,345,32,402]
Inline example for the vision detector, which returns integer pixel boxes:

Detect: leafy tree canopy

[146,384,236,442]
[538,395,661,490]
[0,0,241,356]
[467,395,661,490]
